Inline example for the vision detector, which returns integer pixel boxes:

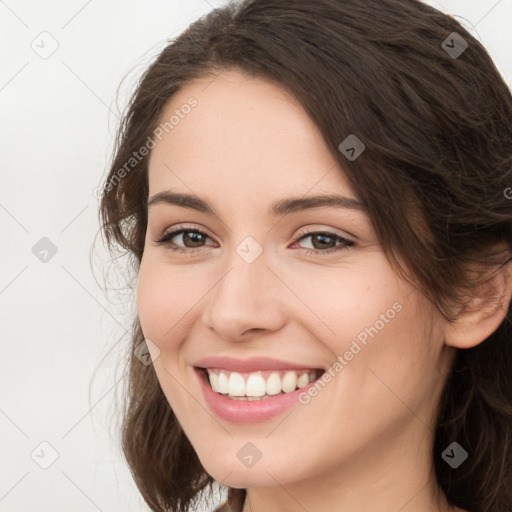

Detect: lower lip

[194,367,320,424]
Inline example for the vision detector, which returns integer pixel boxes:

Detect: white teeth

[297,373,310,388]
[209,371,219,391]
[217,372,229,394]
[245,374,266,397]
[228,372,246,396]
[281,371,297,393]
[206,369,320,398]
[266,372,282,395]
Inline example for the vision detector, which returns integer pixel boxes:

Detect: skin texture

[137,70,510,512]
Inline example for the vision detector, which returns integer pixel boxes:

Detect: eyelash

[153,224,355,256]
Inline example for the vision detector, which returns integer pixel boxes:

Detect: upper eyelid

[163,224,215,240]
[295,226,353,240]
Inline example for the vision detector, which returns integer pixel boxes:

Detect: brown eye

[174,230,207,248]
[154,227,215,253]
[292,230,355,255]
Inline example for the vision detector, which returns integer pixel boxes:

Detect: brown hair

[97,0,512,511]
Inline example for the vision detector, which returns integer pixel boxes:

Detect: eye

[153,225,355,256]
[290,229,355,256]
[153,224,216,254]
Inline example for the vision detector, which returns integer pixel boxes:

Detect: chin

[200,457,289,488]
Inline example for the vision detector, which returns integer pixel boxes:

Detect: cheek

[136,256,193,349]
[306,264,428,376]
[282,258,398,343]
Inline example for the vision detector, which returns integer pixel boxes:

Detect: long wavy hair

[97,0,512,510]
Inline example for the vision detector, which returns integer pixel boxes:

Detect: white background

[1,1,511,511]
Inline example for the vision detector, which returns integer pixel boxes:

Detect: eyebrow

[147,191,367,217]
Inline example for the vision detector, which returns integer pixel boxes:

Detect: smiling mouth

[196,367,325,400]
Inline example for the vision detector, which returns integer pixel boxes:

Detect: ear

[445,261,512,349]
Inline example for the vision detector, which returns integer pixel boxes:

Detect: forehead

[147,69,357,202]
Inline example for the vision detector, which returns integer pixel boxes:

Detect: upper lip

[194,356,324,373]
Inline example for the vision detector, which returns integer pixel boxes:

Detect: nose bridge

[202,239,284,339]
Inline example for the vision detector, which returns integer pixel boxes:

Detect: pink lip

[194,356,323,373]
[194,367,322,424]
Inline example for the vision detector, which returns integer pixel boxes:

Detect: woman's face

[137,69,456,490]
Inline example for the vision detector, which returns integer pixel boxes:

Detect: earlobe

[444,261,512,349]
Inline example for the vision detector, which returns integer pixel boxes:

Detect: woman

[98,0,512,511]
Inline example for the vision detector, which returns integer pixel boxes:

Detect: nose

[201,248,286,341]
